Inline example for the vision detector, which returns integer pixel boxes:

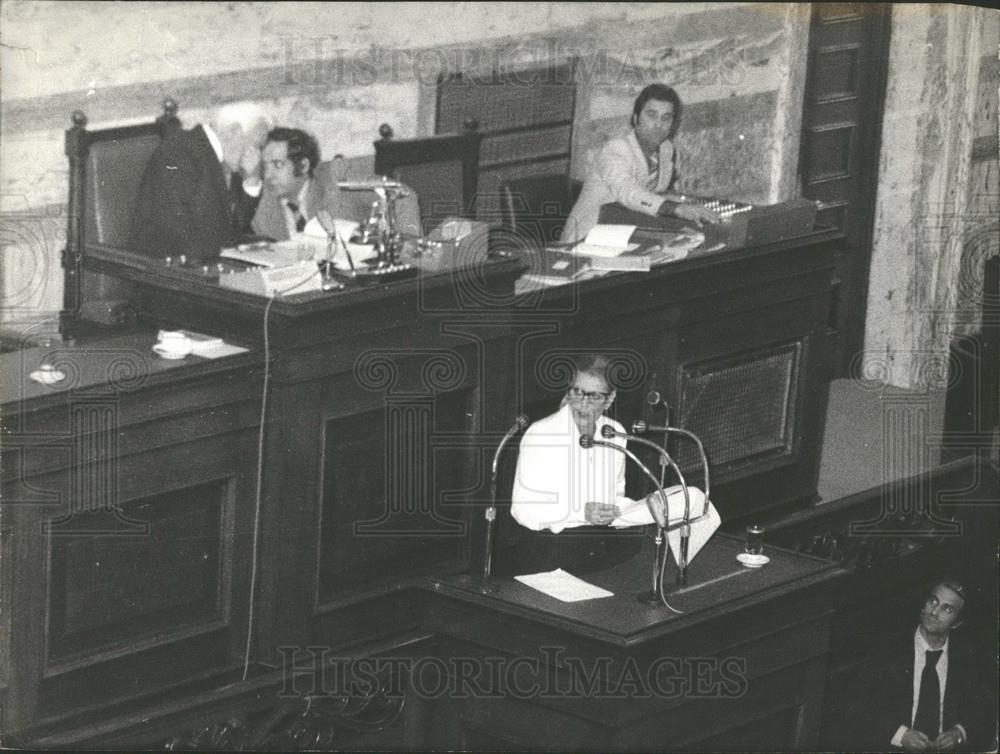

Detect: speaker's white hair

[211,101,272,136]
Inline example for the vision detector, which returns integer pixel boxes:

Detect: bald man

[132,101,272,262]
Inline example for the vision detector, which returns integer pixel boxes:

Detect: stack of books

[521,248,593,287]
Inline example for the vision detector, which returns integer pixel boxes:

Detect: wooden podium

[420,534,843,751]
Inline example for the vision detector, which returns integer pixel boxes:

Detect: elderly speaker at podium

[251,127,422,242]
[565,84,722,242]
[507,354,718,575]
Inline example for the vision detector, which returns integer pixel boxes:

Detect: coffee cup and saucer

[153,331,192,360]
[29,363,67,385]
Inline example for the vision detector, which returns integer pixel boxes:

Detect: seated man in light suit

[252,127,421,241]
[565,83,721,241]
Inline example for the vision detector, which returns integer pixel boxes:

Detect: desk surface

[428,533,840,648]
[0,331,257,409]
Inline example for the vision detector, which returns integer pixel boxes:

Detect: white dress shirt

[510,404,632,533]
[891,627,966,746]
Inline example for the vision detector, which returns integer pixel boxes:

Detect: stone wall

[0,1,810,330]
[863,4,998,389]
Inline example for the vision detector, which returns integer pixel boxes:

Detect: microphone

[316,209,357,275]
[483,414,529,583]
[601,425,690,526]
[646,390,664,409]
[631,420,711,518]
[579,434,668,528]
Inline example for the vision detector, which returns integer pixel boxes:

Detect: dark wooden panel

[813,45,860,101]
[46,480,228,663]
[437,61,576,221]
[804,125,854,182]
[815,201,849,232]
[317,389,473,602]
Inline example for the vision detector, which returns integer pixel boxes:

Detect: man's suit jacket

[251,161,423,241]
[131,125,257,261]
[565,129,678,242]
[847,631,997,752]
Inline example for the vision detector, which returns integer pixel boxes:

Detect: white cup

[153,331,192,359]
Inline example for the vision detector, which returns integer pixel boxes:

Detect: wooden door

[800,3,892,376]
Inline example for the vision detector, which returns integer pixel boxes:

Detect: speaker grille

[677,342,800,472]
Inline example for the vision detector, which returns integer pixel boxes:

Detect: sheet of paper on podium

[514,568,614,602]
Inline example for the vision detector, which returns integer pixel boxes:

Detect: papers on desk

[568,224,705,270]
[173,329,248,359]
[220,243,313,268]
[571,224,638,258]
[514,569,614,602]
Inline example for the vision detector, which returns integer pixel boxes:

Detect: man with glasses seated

[505,354,657,574]
[252,127,421,242]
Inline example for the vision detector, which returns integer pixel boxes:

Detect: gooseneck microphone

[483,414,529,584]
[600,424,689,504]
[316,209,357,275]
[632,419,711,516]
[579,434,669,528]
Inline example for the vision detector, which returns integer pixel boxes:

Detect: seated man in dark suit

[131,101,271,262]
[252,127,422,242]
[847,577,997,752]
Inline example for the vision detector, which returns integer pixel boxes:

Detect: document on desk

[571,224,638,258]
[514,568,614,602]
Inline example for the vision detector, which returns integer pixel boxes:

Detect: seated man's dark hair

[631,83,683,139]
[267,127,321,177]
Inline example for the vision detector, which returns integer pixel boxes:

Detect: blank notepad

[514,568,614,602]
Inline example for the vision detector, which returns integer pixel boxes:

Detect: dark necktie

[287,201,307,233]
[228,172,244,229]
[913,649,943,738]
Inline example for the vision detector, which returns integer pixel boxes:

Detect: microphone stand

[579,434,680,611]
[482,415,528,591]
[600,426,691,595]
[632,420,713,589]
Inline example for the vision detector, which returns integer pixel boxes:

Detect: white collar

[202,124,224,164]
[914,625,950,655]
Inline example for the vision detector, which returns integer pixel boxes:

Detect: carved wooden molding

[165,686,405,751]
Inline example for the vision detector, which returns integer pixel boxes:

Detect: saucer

[30,367,66,385]
[737,552,770,568]
[152,346,189,360]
